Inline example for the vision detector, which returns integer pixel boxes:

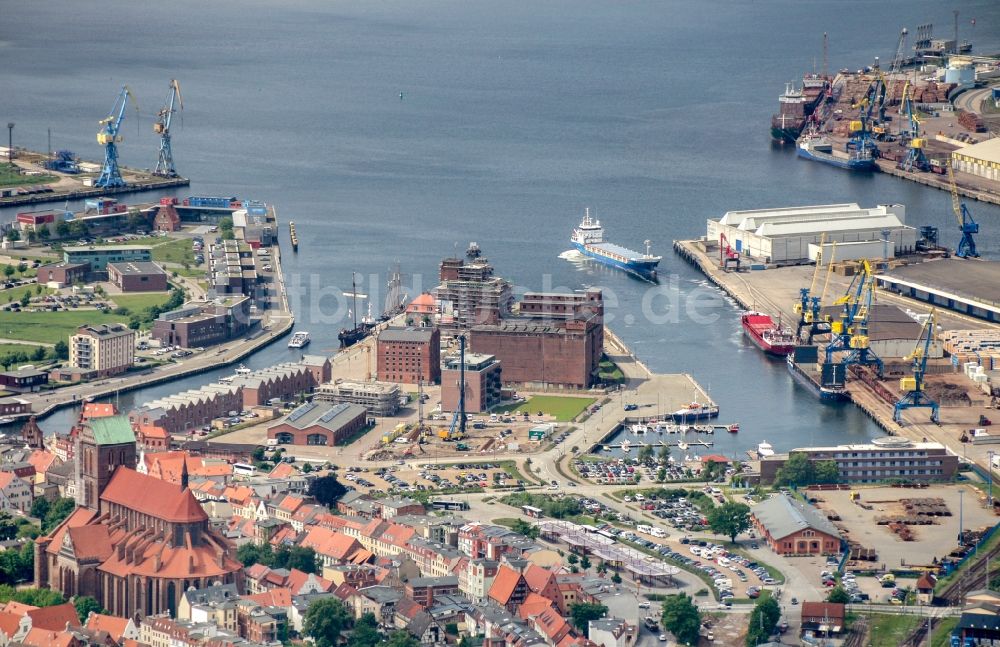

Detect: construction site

[0,80,189,207]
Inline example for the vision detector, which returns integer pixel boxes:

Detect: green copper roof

[88,416,136,446]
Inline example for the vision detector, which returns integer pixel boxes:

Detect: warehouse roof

[953,137,1000,165]
[273,401,366,431]
[879,259,1000,306]
[107,261,167,276]
[818,304,924,341]
[378,327,435,343]
[718,203,860,227]
[752,493,841,541]
[756,213,910,238]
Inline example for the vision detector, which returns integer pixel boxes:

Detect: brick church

[34,416,242,618]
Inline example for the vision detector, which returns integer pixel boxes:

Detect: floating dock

[289,220,299,252]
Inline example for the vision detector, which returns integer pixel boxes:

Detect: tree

[0,586,63,607]
[658,445,671,462]
[302,462,313,473]
[274,545,320,574]
[236,542,274,567]
[304,597,353,647]
[580,555,592,570]
[814,460,841,485]
[638,444,655,464]
[657,467,667,482]
[512,518,539,540]
[53,341,68,361]
[349,613,381,647]
[55,221,71,238]
[827,585,851,604]
[30,347,45,362]
[569,602,608,636]
[15,263,26,277]
[707,502,751,543]
[19,293,30,308]
[308,474,347,508]
[219,216,235,241]
[567,553,579,566]
[661,594,701,645]
[30,498,49,521]
[41,498,75,533]
[74,596,104,623]
[610,572,622,584]
[745,596,781,646]
[6,230,19,243]
[380,631,420,647]
[775,453,811,487]
[37,227,49,240]
[251,446,266,462]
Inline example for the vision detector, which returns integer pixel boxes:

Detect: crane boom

[154,79,183,177]
[893,309,940,423]
[95,84,139,189]
[948,161,980,258]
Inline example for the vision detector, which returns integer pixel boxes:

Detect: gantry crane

[893,309,940,424]
[825,259,884,377]
[795,233,825,338]
[883,28,909,108]
[848,79,882,157]
[898,83,929,172]
[947,162,979,258]
[153,79,183,177]
[95,85,138,189]
[801,241,837,344]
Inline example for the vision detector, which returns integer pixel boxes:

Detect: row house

[299,526,372,568]
[0,471,32,513]
[236,596,287,644]
[402,536,466,578]
[393,514,464,546]
[244,565,334,597]
[177,582,240,632]
[323,564,383,590]
[350,585,404,624]
[392,597,448,646]
[488,564,530,613]
[522,565,566,614]
[458,558,500,603]
[405,575,460,608]
[459,522,531,560]
[467,602,549,647]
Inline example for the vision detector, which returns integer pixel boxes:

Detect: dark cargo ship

[770,75,829,144]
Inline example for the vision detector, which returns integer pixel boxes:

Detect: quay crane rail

[825,259,884,378]
[153,79,183,177]
[947,162,979,258]
[893,309,940,424]
[95,84,139,189]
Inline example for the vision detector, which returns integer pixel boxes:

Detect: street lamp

[5,123,12,164]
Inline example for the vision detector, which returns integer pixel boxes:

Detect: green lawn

[151,238,197,266]
[866,614,922,647]
[597,355,625,384]
[0,310,126,344]
[494,395,596,422]
[0,163,57,188]
[0,284,52,303]
[111,292,171,313]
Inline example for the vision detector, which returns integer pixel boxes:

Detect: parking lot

[341,461,523,495]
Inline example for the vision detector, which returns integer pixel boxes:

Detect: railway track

[937,538,1000,604]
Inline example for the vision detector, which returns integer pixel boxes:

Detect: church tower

[75,415,137,510]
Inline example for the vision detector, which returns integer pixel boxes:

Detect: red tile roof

[66,525,113,562]
[0,611,21,638]
[100,467,207,523]
[86,613,130,641]
[518,592,555,620]
[2,601,38,614]
[26,602,79,631]
[245,588,293,608]
[523,564,556,593]
[0,473,16,490]
[27,450,58,475]
[42,507,98,557]
[268,462,298,479]
[21,627,76,647]
[488,565,524,606]
[800,602,845,622]
[82,403,117,419]
[137,424,169,440]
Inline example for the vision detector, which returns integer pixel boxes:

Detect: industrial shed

[706,203,917,264]
[951,137,1000,182]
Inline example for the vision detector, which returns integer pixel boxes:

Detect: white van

[717,557,730,567]
[651,527,666,538]
[637,524,653,535]
[634,493,645,502]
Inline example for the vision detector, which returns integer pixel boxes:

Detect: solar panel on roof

[319,403,350,423]
[286,402,317,422]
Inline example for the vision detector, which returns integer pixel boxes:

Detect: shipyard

[0,5,1000,647]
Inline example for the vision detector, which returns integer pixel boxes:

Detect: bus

[431,499,470,511]
[233,463,258,478]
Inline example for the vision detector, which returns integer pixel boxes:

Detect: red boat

[741,311,796,356]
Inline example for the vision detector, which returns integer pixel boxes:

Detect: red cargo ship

[741,311,796,356]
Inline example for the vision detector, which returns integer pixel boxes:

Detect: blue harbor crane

[95,85,138,189]
[898,82,929,172]
[847,80,881,159]
[893,309,940,424]
[153,80,183,177]
[824,259,884,378]
[948,162,979,258]
[795,234,834,343]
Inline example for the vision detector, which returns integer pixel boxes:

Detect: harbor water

[3,0,1000,453]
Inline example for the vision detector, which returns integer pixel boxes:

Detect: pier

[597,438,714,450]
